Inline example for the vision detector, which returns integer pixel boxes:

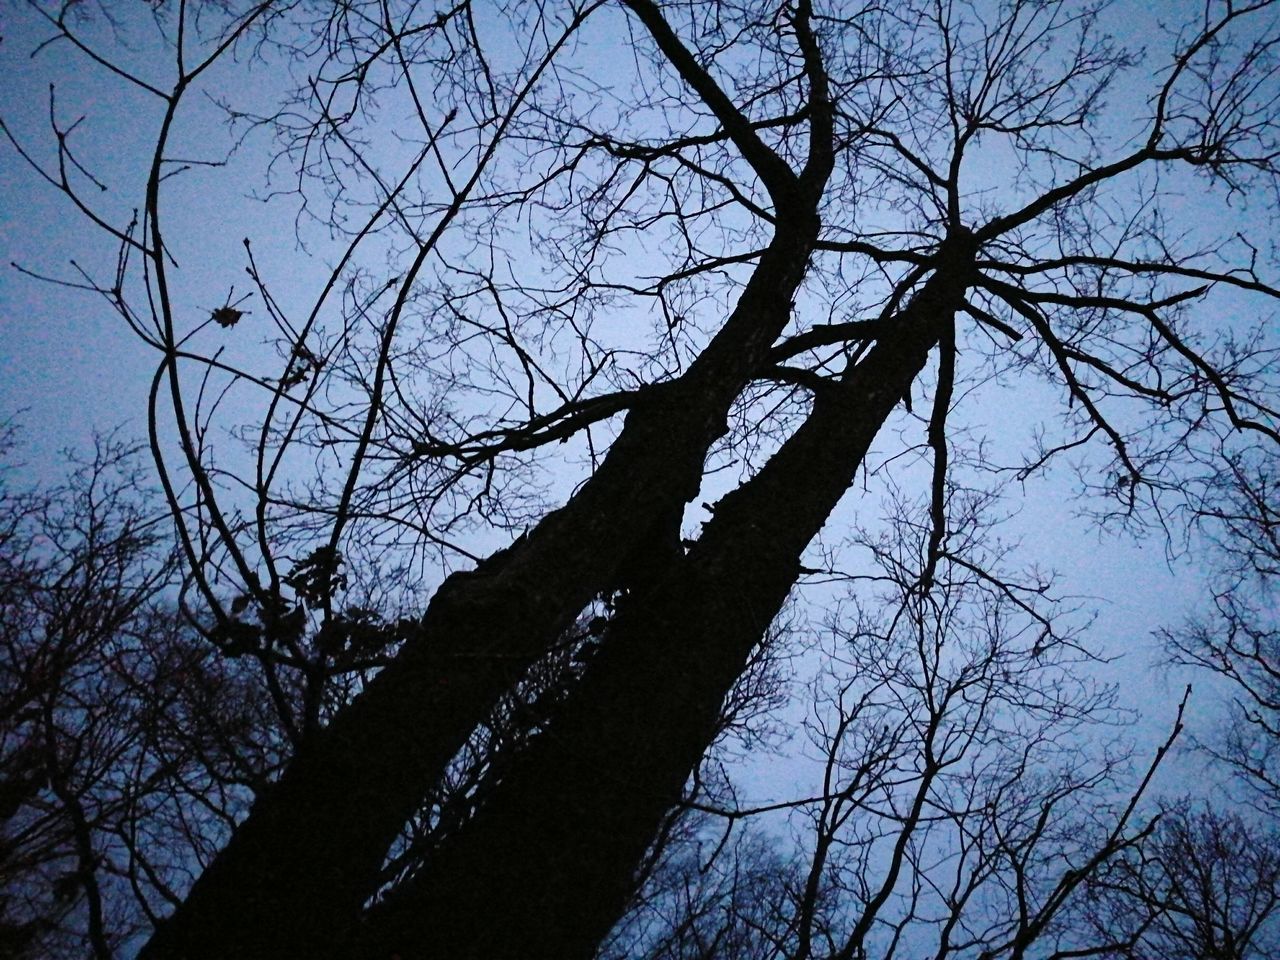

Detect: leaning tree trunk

[347,235,978,960]
[141,1,842,947]
[139,212,828,959]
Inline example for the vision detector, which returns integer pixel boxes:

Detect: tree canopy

[2,1,1279,958]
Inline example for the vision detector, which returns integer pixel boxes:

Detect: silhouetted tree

[4,0,1280,957]
[1084,803,1280,960]
[1164,442,1280,814]
[0,429,289,958]
[597,488,1190,960]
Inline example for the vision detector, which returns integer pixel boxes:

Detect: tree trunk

[348,238,978,960]
[139,216,826,960]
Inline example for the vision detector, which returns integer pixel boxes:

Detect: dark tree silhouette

[3,0,1280,957]
[1084,803,1280,960]
[1164,442,1280,814]
[0,429,288,958]
[595,488,1193,960]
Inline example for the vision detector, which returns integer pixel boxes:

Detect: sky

[0,0,1262,820]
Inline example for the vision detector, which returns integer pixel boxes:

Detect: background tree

[0,428,287,958]
[1084,803,1280,960]
[1164,442,1280,814]
[3,0,1280,958]
[586,488,1191,960]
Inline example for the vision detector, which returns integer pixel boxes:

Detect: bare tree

[1163,442,1280,813]
[601,821,810,960]
[0,428,290,959]
[596,487,1188,960]
[3,0,1280,957]
[1084,803,1280,960]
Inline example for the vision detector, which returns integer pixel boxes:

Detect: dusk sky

[1,0,1222,751]
[3,2,1279,955]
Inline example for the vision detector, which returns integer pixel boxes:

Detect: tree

[1163,442,1280,814]
[4,0,1280,957]
[0,428,286,958]
[598,487,1192,960]
[1084,803,1280,960]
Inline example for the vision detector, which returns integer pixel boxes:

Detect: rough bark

[347,234,979,960]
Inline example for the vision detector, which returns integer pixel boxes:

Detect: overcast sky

[0,0,1256,805]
